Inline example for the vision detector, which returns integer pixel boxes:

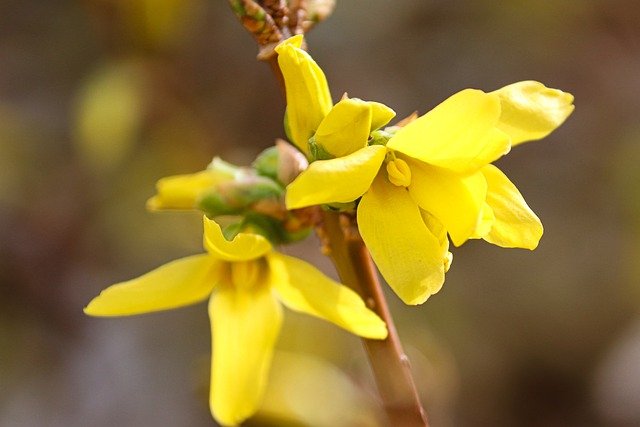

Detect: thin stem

[319,211,429,427]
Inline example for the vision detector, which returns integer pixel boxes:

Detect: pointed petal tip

[145,196,160,211]
[493,80,575,146]
[82,254,218,317]
[275,34,304,53]
[480,165,544,249]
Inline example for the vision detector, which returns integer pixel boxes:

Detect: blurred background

[1,0,639,426]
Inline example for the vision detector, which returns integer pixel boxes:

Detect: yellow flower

[84,216,387,426]
[145,157,240,211]
[277,35,574,305]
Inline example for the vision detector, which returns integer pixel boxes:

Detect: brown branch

[319,211,429,427]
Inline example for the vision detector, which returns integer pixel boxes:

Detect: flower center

[230,260,263,290]
[386,158,412,187]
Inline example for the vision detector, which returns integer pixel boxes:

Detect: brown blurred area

[1,0,640,426]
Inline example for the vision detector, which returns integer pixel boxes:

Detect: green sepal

[242,213,312,245]
[243,213,288,244]
[308,136,334,161]
[229,0,245,15]
[222,221,244,240]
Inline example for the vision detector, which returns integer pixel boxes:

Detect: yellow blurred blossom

[84,216,387,426]
[277,35,574,305]
[146,158,238,211]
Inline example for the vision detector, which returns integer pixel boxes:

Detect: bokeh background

[2,0,640,426]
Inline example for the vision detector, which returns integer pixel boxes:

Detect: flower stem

[319,211,429,427]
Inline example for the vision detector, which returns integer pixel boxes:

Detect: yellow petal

[285,145,387,209]
[84,254,218,316]
[266,252,387,339]
[357,174,445,305]
[470,202,496,239]
[258,351,382,426]
[209,281,283,426]
[387,89,511,173]
[420,210,453,272]
[203,216,272,262]
[407,159,487,246]
[369,101,396,131]
[492,81,575,146]
[276,35,332,155]
[146,169,231,211]
[314,98,372,157]
[481,164,543,249]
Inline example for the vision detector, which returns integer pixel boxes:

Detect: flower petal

[209,282,283,426]
[369,101,396,131]
[84,254,218,316]
[146,169,231,211]
[480,164,543,249]
[387,89,510,173]
[203,216,272,262]
[276,35,332,155]
[492,81,575,146]
[285,145,387,209]
[470,202,496,240]
[358,174,445,305]
[314,98,372,157]
[408,159,487,246]
[266,252,387,339]
[420,210,453,272]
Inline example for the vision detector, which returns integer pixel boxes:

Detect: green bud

[275,139,308,185]
[252,146,280,181]
[197,176,284,217]
[369,129,394,146]
[282,226,313,244]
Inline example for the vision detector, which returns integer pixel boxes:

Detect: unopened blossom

[146,157,240,211]
[85,216,387,426]
[277,35,574,305]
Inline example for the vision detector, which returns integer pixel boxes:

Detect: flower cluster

[276,35,574,304]
[85,32,574,426]
[85,145,387,425]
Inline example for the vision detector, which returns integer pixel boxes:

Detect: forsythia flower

[276,35,574,305]
[84,216,387,426]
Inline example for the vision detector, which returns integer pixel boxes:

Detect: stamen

[386,158,412,187]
